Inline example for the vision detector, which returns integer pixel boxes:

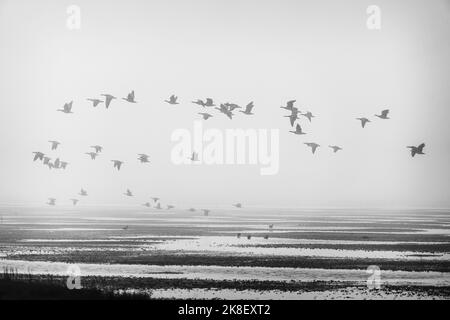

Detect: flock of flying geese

[36,90,426,212]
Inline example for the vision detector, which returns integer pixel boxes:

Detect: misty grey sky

[0,0,449,208]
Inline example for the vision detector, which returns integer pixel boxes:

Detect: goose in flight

[154,202,162,210]
[239,102,254,115]
[215,104,234,119]
[32,152,45,161]
[47,198,56,206]
[123,90,136,103]
[111,160,123,170]
[192,99,207,107]
[101,94,116,109]
[304,142,320,154]
[375,109,390,119]
[143,202,151,207]
[205,98,215,107]
[285,107,301,126]
[281,100,296,111]
[165,95,179,105]
[47,162,54,170]
[79,188,88,196]
[202,209,210,216]
[87,98,103,107]
[43,157,51,165]
[49,140,60,150]
[138,154,150,163]
[189,152,199,162]
[289,124,306,135]
[407,143,425,157]
[198,113,213,120]
[167,205,175,210]
[224,103,241,111]
[54,158,61,169]
[356,117,370,128]
[57,101,73,113]
[233,203,242,208]
[301,111,315,122]
[151,197,160,203]
[85,152,99,160]
[60,161,68,169]
[124,189,133,197]
[329,145,343,153]
[90,145,103,153]
[70,199,79,206]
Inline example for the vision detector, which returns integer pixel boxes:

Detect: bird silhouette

[87,98,103,107]
[225,103,241,111]
[57,101,73,113]
[237,233,241,238]
[239,102,254,115]
[43,157,51,165]
[407,143,425,157]
[85,152,98,160]
[111,160,123,170]
[205,98,215,107]
[60,161,68,169]
[165,95,179,105]
[70,199,79,206]
[154,202,162,209]
[138,154,150,163]
[202,209,210,216]
[101,94,116,108]
[188,208,196,212]
[233,203,242,208]
[124,189,133,197]
[356,117,370,128]
[79,189,88,196]
[304,142,320,154]
[90,145,103,153]
[301,111,315,122]
[122,225,129,230]
[54,158,61,169]
[281,100,296,111]
[263,235,269,239]
[285,107,301,126]
[215,104,234,119]
[329,145,342,153]
[247,235,252,240]
[47,198,56,206]
[143,202,151,207]
[198,113,213,120]
[48,140,60,150]
[123,90,136,103]
[192,99,207,107]
[289,124,306,135]
[47,162,54,170]
[375,109,390,119]
[151,197,160,203]
[269,224,274,229]
[32,152,45,161]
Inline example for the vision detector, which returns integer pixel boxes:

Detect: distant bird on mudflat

[167,205,175,210]
[205,98,215,107]
[79,188,88,196]
[49,140,60,150]
[269,224,274,229]
[70,199,79,206]
[151,197,160,203]
[143,202,151,207]
[356,117,370,128]
[57,101,73,113]
[239,102,254,115]
[247,235,252,240]
[329,145,343,153]
[32,152,45,161]
[192,99,207,107]
[85,152,99,160]
[289,124,306,135]
[123,90,136,103]
[165,95,179,105]
[202,209,210,216]
[263,235,269,239]
[407,143,425,157]
[375,109,390,119]
[87,98,103,107]
[43,157,51,165]
[301,111,315,122]
[47,198,56,206]
[281,100,296,111]
[189,152,199,162]
[60,161,68,169]
[138,154,150,163]
[233,203,242,208]
[111,160,123,170]
[90,145,103,153]
[101,94,116,109]
[304,142,320,154]
[237,233,241,238]
[124,189,133,197]
[198,113,213,120]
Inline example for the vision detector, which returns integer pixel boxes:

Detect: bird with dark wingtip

[304,142,320,154]
[407,143,425,157]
